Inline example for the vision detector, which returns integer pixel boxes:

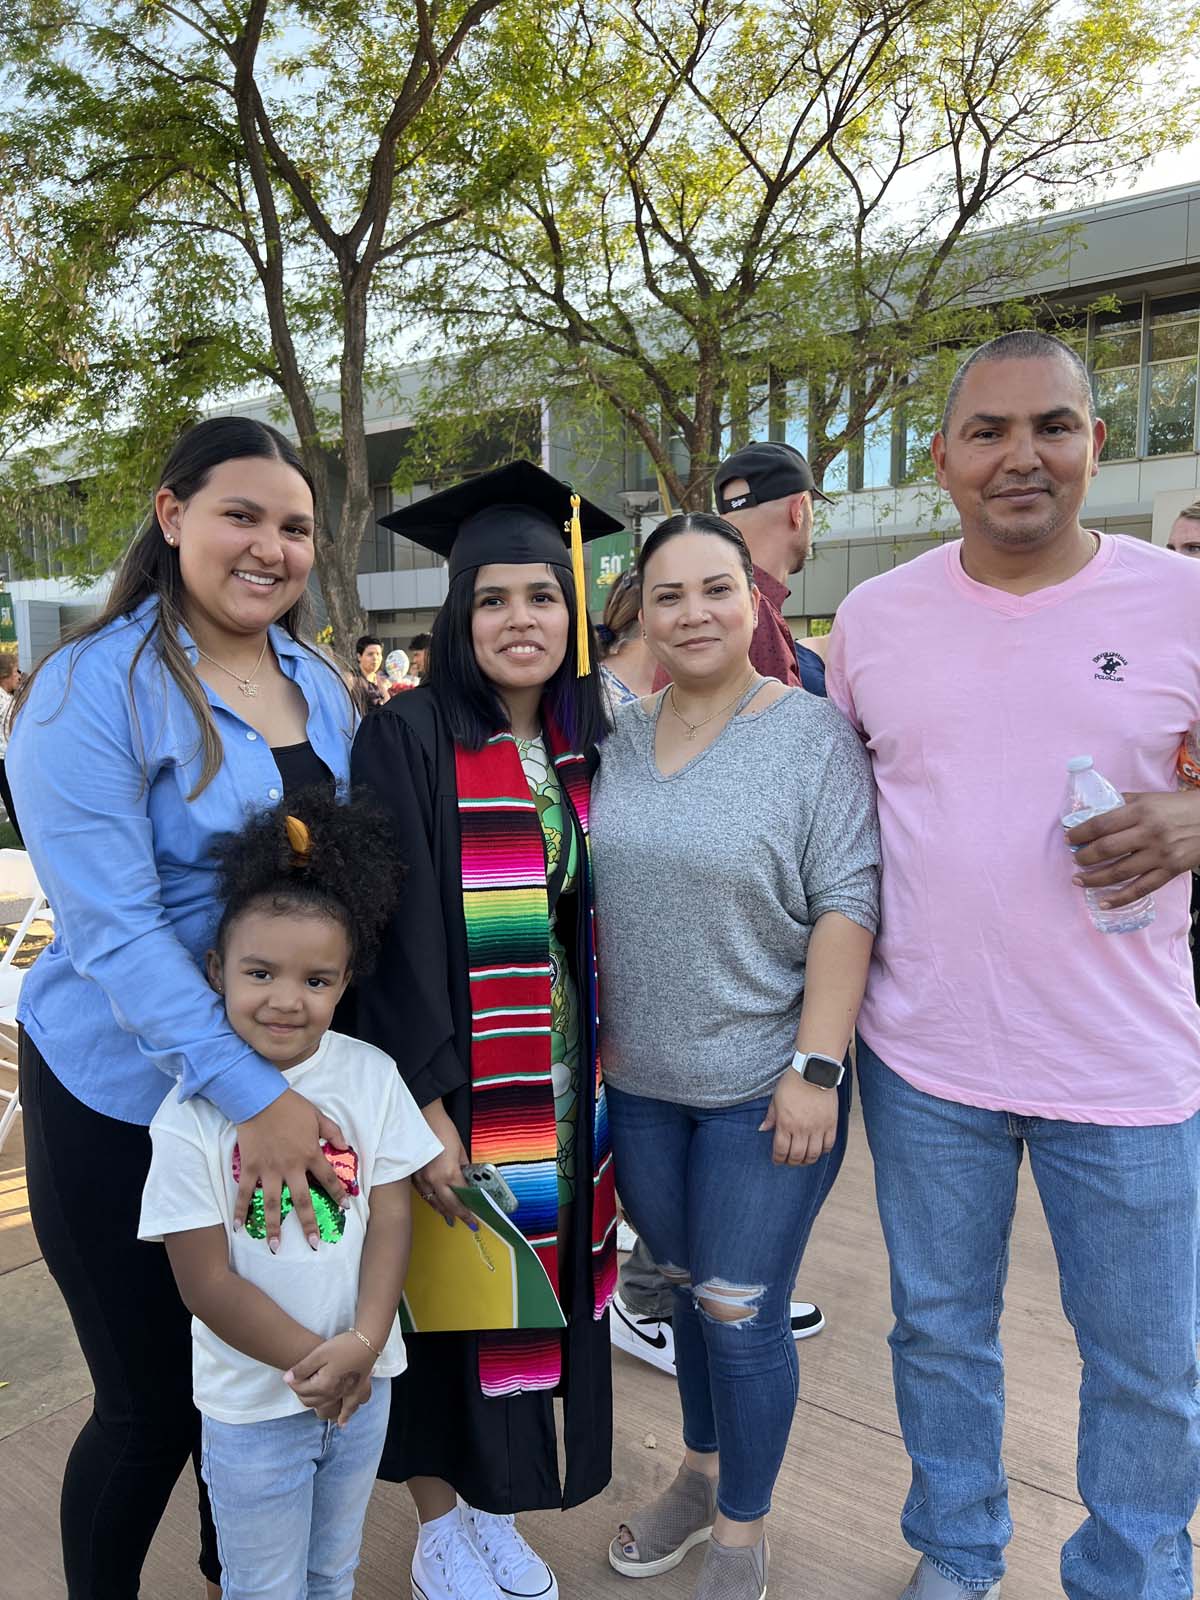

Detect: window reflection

[1147,300,1199,457]
[1091,310,1141,460]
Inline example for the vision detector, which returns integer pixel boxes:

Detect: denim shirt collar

[129,593,316,677]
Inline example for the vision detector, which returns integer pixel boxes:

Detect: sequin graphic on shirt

[231,1139,358,1243]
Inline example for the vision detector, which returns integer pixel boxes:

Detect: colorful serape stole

[456,720,617,1397]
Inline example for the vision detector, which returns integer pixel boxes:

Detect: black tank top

[271,740,334,800]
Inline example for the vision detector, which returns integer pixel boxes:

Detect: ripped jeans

[607,1078,850,1520]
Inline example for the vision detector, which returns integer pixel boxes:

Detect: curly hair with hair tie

[210,788,405,974]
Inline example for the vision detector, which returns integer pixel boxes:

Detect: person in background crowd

[0,650,23,843]
[407,632,432,682]
[827,330,1200,1600]
[597,569,657,715]
[613,443,834,1373]
[7,417,355,1600]
[714,439,833,692]
[355,634,389,711]
[593,510,878,1600]
[1166,498,1200,556]
[351,462,620,1600]
[384,648,416,697]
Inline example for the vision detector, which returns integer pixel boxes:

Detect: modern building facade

[6,180,1200,663]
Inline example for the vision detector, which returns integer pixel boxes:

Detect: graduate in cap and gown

[350,462,621,1600]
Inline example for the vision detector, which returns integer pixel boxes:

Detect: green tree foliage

[0,0,506,640]
[0,0,1196,621]
[405,0,1199,509]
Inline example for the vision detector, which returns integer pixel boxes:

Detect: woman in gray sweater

[591,511,880,1600]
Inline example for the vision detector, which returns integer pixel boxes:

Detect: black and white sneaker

[790,1301,825,1339]
[611,1294,826,1375]
[610,1292,676,1374]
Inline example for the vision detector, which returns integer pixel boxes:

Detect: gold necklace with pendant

[667,670,759,741]
[193,637,269,698]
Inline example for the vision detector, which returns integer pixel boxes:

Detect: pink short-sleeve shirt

[826,534,1200,1126]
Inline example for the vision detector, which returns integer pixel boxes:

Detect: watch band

[789,1050,845,1088]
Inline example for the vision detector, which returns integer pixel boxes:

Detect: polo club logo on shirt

[1092,650,1128,683]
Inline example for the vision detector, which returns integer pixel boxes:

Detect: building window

[783,379,808,457]
[363,482,438,575]
[1146,297,1199,457]
[860,405,894,490]
[746,382,770,442]
[819,389,850,494]
[1090,309,1141,461]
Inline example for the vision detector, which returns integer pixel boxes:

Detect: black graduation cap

[379,461,624,675]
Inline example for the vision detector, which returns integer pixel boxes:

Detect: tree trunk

[326,274,373,653]
[291,431,365,654]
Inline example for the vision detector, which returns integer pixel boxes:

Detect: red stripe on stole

[467,972,549,1011]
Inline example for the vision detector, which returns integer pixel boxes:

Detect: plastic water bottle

[1061,756,1155,934]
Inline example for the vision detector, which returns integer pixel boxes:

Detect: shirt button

[268,787,280,800]
[246,731,258,741]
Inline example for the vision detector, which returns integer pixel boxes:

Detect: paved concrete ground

[7,1100,1196,1598]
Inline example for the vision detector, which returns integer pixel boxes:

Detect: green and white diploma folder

[399,1183,567,1335]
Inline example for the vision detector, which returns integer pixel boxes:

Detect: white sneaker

[460,1502,558,1599]
[616,1220,639,1253]
[412,1510,503,1600]
[610,1292,676,1374]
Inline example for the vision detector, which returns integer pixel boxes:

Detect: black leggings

[0,755,21,844]
[18,1031,219,1596]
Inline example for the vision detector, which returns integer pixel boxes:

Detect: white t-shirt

[139,1029,442,1423]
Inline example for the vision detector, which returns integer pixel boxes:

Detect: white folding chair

[0,1016,19,1152]
[0,848,52,972]
[0,849,52,1151]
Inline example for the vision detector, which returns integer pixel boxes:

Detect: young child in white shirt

[139,790,441,1600]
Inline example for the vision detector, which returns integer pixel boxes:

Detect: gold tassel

[285,814,313,868]
[568,491,590,677]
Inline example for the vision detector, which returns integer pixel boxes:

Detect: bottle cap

[1066,755,1094,772]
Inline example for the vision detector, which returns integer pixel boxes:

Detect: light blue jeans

[858,1038,1200,1599]
[607,1077,850,1521]
[201,1377,390,1599]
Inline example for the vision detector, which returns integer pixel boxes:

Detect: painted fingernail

[468,1221,479,1232]
[308,1232,320,1251]
[444,1215,453,1227]
[232,1219,241,1232]
[269,1236,280,1254]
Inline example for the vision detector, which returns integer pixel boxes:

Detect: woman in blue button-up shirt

[7,416,356,1598]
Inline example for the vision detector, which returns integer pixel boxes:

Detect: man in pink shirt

[827,330,1200,1600]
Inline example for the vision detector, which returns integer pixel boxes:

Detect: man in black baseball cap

[712,440,833,689]
[715,439,834,516]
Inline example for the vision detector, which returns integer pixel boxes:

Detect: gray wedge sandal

[608,1464,718,1578]
[693,1534,768,1600]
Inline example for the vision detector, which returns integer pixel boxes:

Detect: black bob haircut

[355,634,383,656]
[638,510,755,588]
[210,787,405,975]
[428,562,606,753]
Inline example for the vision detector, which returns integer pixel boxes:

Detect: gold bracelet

[348,1327,382,1359]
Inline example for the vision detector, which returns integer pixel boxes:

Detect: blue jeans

[858,1038,1200,1599]
[607,1078,849,1521]
[201,1377,391,1599]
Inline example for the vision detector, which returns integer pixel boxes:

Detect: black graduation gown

[349,686,613,1513]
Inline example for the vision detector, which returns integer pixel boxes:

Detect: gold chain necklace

[668,670,760,741]
[193,637,269,698]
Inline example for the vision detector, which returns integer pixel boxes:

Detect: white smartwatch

[789,1050,845,1089]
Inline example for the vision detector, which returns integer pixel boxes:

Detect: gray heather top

[591,687,880,1108]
